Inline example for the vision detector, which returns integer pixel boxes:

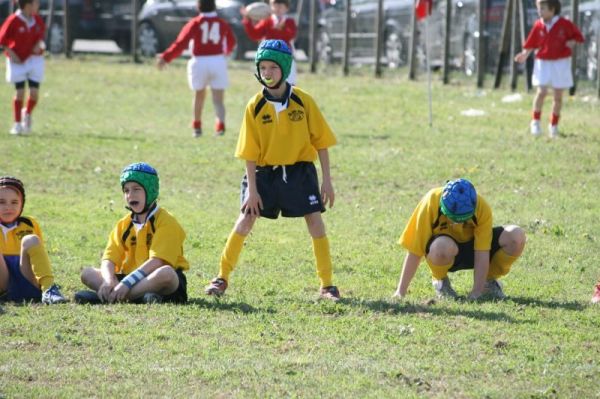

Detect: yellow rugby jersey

[0,216,43,256]
[399,187,493,257]
[102,207,189,274]
[235,86,337,166]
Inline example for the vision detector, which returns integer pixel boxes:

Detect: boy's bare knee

[427,236,457,266]
[501,225,526,256]
[235,213,256,235]
[80,267,96,285]
[152,267,178,291]
[21,234,40,250]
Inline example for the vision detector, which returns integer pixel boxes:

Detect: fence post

[309,0,318,73]
[46,0,55,46]
[518,0,530,90]
[408,0,418,80]
[374,0,384,77]
[63,0,71,58]
[494,0,513,88]
[131,0,139,62]
[509,0,520,90]
[597,31,600,98]
[343,0,351,75]
[476,0,486,87]
[569,0,580,95]
[443,0,452,84]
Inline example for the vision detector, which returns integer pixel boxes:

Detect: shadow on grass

[186,297,273,314]
[506,296,585,311]
[36,131,144,142]
[345,299,526,323]
[344,133,390,141]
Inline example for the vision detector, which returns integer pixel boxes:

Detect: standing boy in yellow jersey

[74,163,189,304]
[0,176,66,304]
[205,39,340,301]
[393,179,526,300]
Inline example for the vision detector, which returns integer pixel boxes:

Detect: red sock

[26,98,37,114]
[550,113,560,126]
[13,99,23,122]
[215,120,225,131]
[192,120,201,129]
[532,111,541,120]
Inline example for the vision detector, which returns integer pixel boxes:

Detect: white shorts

[187,55,229,91]
[5,55,45,84]
[532,57,573,89]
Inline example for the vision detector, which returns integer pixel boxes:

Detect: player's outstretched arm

[393,252,421,298]
[468,250,489,300]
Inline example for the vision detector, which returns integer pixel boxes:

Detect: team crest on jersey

[262,114,273,124]
[146,233,153,247]
[288,110,304,122]
[130,236,137,246]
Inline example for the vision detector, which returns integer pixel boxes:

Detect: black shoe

[73,290,101,304]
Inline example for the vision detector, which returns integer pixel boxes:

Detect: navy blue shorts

[425,226,504,272]
[117,268,187,303]
[240,162,325,219]
[0,255,42,303]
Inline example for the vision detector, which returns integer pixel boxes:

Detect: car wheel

[586,39,597,81]
[47,22,64,54]
[138,22,161,57]
[463,33,476,76]
[384,30,403,68]
[316,29,333,65]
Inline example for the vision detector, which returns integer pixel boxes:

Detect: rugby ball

[246,2,271,21]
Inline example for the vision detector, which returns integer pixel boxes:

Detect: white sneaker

[9,122,23,135]
[21,108,31,134]
[530,120,541,136]
[548,124,559,139]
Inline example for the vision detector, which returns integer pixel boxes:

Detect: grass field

[0,55,599,398]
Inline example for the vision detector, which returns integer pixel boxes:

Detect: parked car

[137,0,311,59]
[0,0,141,53]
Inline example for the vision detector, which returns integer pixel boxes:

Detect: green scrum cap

[255,39,293,87]
[120,163,159,210]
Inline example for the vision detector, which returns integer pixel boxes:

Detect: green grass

[1,55,599,398]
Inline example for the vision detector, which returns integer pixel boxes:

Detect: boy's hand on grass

[321,179,335,208]
[391,290,405,300]
[109,283,130,303]
[97,281,116,303]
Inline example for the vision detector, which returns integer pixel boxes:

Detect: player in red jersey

[514,0,584,138]
[157,0,237,138]
[241,0,298,84]
[0,0,46,135]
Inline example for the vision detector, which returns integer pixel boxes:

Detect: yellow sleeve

[102,222,125,267]
[306,95,337,150]
[235,101,261,161]
[398,190,437,257]
[148,216,186,267]
[473,195,493,251]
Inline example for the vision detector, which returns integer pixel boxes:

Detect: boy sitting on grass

[393,179,526,300]
[0,176,66,304]
[75,163,189,304]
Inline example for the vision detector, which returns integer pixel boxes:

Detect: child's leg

[488,225,526,280]
[218,212,257,281]
[13,84,25,122]
[80,267,105,291]
[0,256,9,293]
[532,86,548,120]
[18,234,54,290]
[304,212,333,287]
[550,88,564,126]
[128,265,179,299]
[193,89,206,128]
[425,236,458,280]
[211,88,225,124]
[26,84,39,115]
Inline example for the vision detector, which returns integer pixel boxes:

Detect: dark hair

[18,0,35,9]
[272,0,290,7]
[539,0,561,15]
[198,0,216,12]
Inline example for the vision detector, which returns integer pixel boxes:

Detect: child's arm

[97,259,119,302]
[393,252,421,298]
[157,19,196,66]
[5,47,21,64]
[514,49,532,64]
[241,161,263,216]
[468,250,490,300]
[109,257,166,303]
[317,148,334,208]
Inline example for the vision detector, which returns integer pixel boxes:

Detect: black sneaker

[41,284,67,304]
[73,290,102,304]
[142,293,163,304]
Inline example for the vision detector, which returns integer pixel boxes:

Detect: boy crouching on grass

[204,39,341,301]
[0,176,67,304]
[74,163,189,304]
[393,179,526,300]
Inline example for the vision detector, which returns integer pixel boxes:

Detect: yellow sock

[312,236,333,287]
[28,243,54,291]
[488,249,518,280]
[427,261,453,281]
[218,231,246,281]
